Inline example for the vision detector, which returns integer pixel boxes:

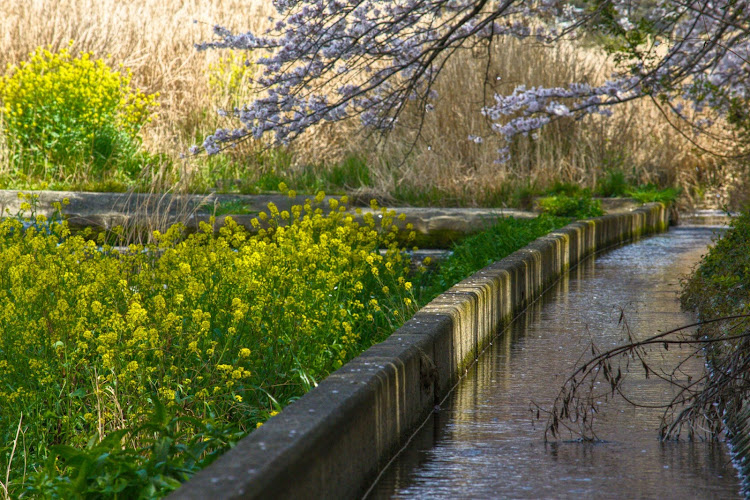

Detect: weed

[596,169,631,197]
[627,185,681,204]
[0,190,419,495]
[536,194,605,218]
[417,215,569,303]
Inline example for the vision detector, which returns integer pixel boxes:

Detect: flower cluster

[0,42,158,170]
[194,0,750,160]
[0,190,417,484]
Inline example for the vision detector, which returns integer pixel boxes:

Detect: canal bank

[170,203,671,499]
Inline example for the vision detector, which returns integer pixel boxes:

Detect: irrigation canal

[368,226,741,499]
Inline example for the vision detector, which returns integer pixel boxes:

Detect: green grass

[627,184,681,204]
[209,200,259,216]
[417,214,570,303]
[536,194,605,218]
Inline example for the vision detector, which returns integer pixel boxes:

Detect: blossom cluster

[194,0,749,160]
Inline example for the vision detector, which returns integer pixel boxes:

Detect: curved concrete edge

[170,203,671,500]
[0,189,537,248]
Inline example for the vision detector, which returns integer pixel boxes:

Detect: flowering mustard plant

[0,189,417,494]
[208,50,256,106]
[0,42,158,175]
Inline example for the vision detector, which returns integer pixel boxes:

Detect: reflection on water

[369,227,740,499]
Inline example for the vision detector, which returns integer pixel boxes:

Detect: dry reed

[0,0,741,208]
[368,38,730,207]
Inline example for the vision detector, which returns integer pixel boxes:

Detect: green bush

[596,169,630,197]
[681,209,750,318]
[0,43,158,178]
[627,184,681,204]
[536,194,604,219]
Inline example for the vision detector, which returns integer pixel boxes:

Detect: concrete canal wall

[170,203,671,500]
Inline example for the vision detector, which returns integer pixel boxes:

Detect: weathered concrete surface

[0,190,535,248]
[170,203,671,500]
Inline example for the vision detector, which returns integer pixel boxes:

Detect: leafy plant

[0,42,158,179]
[682,208,750,318]
[210,200,257,216]
[0,190,419,495]
[536,194,605,219]
[626,184,681,204]
[546,181,588,198]
[0,191,571,496]
[19,397,243,499]
[417,215,569,303]
[596,169,630,198]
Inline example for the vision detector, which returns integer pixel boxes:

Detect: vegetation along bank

[0,191,569,497]
[681,208,750,496]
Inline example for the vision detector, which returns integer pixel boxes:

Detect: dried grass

[0,1,740,207]
[368,38,730,207]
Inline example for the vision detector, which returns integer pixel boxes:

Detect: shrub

[596,169,630,198]
[627,184,681,204]
[681,209,750,319]
[536,194,605,219]
[0,43,158,177]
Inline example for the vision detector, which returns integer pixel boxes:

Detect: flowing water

[369,227,741,499]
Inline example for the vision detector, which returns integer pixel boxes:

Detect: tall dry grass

[0,0,741,207]
[368,38,730,207]
[0,0,274,178]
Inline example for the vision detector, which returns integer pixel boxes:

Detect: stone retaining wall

[170,203,671,500]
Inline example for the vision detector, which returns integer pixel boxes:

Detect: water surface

[369,227,739,499]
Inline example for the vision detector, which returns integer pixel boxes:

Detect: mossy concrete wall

[170,203,671,500]
[726,403,750,496]
[0,190,536,248]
